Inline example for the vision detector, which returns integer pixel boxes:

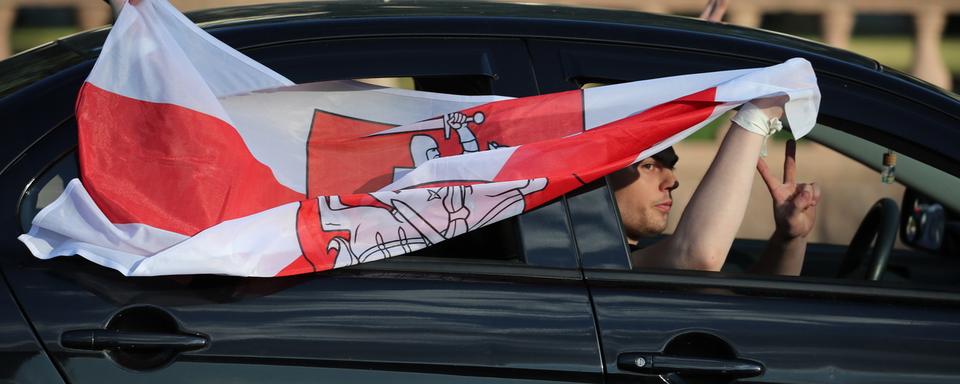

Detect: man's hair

[650,147,679,168]
[609,147,679,191]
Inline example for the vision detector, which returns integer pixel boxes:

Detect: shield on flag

[306,90,586,196]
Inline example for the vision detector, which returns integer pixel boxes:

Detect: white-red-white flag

[18,0,820,277]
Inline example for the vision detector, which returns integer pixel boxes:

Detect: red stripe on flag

[307,111,398,196]
[77,83,303,236]
[495,88,720,208]
[457,89,585,146]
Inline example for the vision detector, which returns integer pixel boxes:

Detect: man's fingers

[699,0,729,22]
[783,139,797,184]
[793,183,819,208]
[810,182,822,206]
[757,158,779,194]
[698,0,715,19]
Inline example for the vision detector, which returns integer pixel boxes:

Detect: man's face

[610,157,679,243]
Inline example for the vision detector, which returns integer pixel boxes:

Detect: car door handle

[61,329,208,352]
[617,352,763,378]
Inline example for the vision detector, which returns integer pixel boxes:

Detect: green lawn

[11,27,81,53]
[799,34,960,73]
[845,36,960,73]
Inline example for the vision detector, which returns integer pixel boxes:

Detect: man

[611,97,821,276]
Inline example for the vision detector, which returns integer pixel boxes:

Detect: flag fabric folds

[18,0,821,277]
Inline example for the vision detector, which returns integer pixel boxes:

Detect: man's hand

[757,139,820,240]
[751,94,789,119]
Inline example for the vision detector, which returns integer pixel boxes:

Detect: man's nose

[661,170,679,192]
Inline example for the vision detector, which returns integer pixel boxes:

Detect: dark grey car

[1,2,959,383]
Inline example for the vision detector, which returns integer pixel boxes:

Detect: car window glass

[19,152,78,232]
[356,76,494,95]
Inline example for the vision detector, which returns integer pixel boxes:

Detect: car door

[0,33,602,383]
[530,39,960,383]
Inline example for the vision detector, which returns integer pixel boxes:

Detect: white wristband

[730,102,784,157]
[731,102,783,138]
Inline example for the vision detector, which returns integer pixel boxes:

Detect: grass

[851,36,960,73]
[801,34,960,73]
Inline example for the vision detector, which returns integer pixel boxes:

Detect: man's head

[609,147,679,244]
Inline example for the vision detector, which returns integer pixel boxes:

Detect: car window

[610,120,960,291]
[18,151,77,232]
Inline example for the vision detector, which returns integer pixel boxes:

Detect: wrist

[771,228,807,243]
[731,102,783,137]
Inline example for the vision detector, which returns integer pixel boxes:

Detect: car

[1,1,959,383]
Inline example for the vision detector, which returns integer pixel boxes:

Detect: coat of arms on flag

[17,0,820,277]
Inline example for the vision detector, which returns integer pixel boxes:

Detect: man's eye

[641,164,656,170]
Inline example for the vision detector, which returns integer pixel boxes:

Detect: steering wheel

[836,198,899,281]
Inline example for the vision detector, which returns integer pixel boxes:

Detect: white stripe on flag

[87,0,291,124]
[19,178,303,277]
[18,179,187,274]
[379,146,519,191]
[130,202,301,277]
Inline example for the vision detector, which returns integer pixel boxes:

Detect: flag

[18,0,821,277]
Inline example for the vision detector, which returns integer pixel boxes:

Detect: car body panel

[0,272,65,384]
[586,273,960,384]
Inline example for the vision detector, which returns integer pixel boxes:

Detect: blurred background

[1,0,957,245]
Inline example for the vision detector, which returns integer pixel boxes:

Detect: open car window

[606,118,960,291]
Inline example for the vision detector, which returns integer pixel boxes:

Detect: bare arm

[632,97,786,271]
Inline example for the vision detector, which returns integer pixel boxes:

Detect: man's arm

[632,96,787,271]
[750,140,821,275]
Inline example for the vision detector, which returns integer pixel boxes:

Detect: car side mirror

[900,188,946,252]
